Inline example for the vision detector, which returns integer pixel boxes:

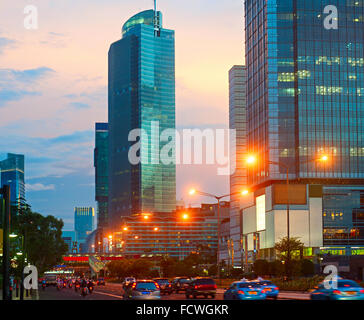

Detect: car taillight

[131,283,137,289]
[360,289,364,294]
[261,289,266,293]
[155,282,160,290]
[275,287,279,291]
[194,285,198,289]
[333,290,342,295]
[214,284,217,289]
[237,290,245,295]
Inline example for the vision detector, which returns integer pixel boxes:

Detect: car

[172,277,191,293]
[153,278,173,295]
[123,280,161,300]
[97,278,105,286]
[223,281,267,300]
[44,274,57,286]
[251,279,279,299]
[311,279,364,300]
[185,278,217,299]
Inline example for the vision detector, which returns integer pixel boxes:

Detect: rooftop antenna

[154,0,159,37]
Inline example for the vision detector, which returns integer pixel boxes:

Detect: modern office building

[242,0,364,270]
[94,123,109,229]
[108,8,176,229]
[113,211,218,260]
[62,231,77,254]
[74,207,95,250]
[228,66,248,268]
[0,153,25,205]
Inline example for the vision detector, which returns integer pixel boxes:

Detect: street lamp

[188,188,249,284]
[245,154,329,276]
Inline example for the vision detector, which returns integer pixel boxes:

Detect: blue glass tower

[108,9,176,228]
[0,153,25,205]
[74,207,95,247]
[94,122,109,229]
[244,0,364,251]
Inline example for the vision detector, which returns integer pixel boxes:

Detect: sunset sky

[0,0,245,229]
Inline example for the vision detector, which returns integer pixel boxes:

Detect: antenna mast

[154,0,159,37]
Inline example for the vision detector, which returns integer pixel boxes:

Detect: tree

[12,208,68,275]
[300,259,315,277]
[274,237,304,277]
[253,259,269,276]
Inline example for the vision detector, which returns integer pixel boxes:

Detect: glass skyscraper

[229,65,247,267]
[0,153,25,205]
[108,9,176,228]
[243,0,364,255]
[74,207,95,247]
[94,122,109,229]
[245,0,364,184]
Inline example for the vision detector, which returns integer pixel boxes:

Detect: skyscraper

[74,207,95,250]
[228,66,247,268]
[94,122,109,229]
[0,153,25,205]
[241,0,364,266]
[108,8,176,228]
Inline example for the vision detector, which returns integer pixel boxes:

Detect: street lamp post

[189,189,249,285]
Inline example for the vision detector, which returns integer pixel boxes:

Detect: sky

[0,0,245,230]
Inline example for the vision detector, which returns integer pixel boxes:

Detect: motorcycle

[81,287,88,297]
[75,282,80,292]
[68,281,73,289]
[88,285,94,294]
[41,282,46,291]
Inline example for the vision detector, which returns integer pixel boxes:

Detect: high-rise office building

[0,153,25,205]
[94,123,109,229]
[108,9,176,228]
[74,207,95,250]
[242,0,364,270]
[228,66,247,268]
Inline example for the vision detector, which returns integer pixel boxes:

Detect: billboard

[256,195,266,231]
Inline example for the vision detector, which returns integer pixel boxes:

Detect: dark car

[172,277,191,293]
[185,278,217,299]
[153,278,173,295]
[123,280,161,300]
[97,278,105,286]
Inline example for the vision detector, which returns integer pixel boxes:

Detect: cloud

[0,67,55,84]
[26,183,55,192]
[69,102,91,109]
[0,37,16,54]
[0,90,41,107]
[0,67,55,107]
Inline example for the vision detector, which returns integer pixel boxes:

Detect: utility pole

[1,185,11,300]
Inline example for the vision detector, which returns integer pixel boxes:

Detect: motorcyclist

[80,277,88,296]
[87,279,94,293]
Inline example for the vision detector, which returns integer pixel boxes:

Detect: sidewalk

[0,288,39,300]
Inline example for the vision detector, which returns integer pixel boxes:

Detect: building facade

[62,231,78,254]
[74,207,95,251]
[108,9,176,228]
[228,66,248,268]
[113,211,218,260]
[0,153,25,205]
[94,122,109,229]
[242,0,364,267]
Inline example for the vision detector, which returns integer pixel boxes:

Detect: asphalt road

[37,283,310,300]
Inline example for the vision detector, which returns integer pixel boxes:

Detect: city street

[35,283,310,301]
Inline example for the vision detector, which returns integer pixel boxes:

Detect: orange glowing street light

[108,235,113,239]
[182,213,189,220]
[319,155,329,162]
[246,155,257,165]
[134,236,139,239]
[143,215,149,220]
[189,188,196,196]
[123,227,128,231]
[241,189,249,196]
[153,227,159,232]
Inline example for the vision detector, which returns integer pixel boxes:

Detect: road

[37,283,310,300]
